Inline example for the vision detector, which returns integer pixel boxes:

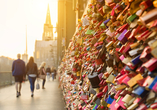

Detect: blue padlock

[132,86,149,97]
[96,45,102,50]
[103,18,110,24]
[149,76,157,89]
[125,66,134,71]
[86,47,91,51]
[107,95,114,104]
[131,54,141,66]
[117,42,122,47]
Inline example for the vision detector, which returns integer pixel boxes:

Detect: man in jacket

[12,54,25,97]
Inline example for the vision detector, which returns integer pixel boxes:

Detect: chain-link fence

[0,72,14,87]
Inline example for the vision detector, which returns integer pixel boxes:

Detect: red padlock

[102,85,108,93]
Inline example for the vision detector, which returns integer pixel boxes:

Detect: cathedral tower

[42,4,53,41]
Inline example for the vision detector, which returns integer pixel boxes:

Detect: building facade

[0,56,14,72]
[34,4,57,68]
[74,0,89,24]
[57,0,76,66]
[57,0,88,66]
[34,40,57,68]
[22,53,28,64]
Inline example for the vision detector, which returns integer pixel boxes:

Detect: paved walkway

[0,78,65,110]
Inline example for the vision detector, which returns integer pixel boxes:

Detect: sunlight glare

[0,0,58,59]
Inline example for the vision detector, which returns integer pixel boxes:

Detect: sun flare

[0,0,58,59]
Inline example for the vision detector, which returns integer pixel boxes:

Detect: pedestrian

[12,54,25,97]
[54,67,57,79]
[26,57,38,97]
[39,62,46,89]
[46,65,51,81]
[51,67,55,81]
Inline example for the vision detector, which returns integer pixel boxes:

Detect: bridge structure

[0,72,65,110]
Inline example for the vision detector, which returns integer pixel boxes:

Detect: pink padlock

[119,55,125,61]
[122,76,130,85]
[152,83,157,93]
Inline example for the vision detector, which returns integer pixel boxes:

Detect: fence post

[10,72,12,85]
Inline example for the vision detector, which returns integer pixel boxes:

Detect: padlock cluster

[58,0,157,109]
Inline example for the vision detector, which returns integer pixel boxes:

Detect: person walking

[46,65,51,81]
[26,57,38,97]
[54,67,57,80]
[51,66,55,81]
[51,67,57,81]
[39,62,46,89]
[12,54,25,97]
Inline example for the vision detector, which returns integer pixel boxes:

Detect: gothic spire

[45,4,51,25]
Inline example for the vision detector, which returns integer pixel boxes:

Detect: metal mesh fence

[0,72,14,87]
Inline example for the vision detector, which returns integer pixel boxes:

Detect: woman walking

[26,57,38,97]
[39,62,46,89]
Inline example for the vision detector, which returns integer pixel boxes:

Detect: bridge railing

[0,72,14,87]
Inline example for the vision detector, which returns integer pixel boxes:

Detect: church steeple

[45,4,51,25]
[42,4,53,41]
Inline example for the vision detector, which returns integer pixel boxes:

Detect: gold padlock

[150,40,157,49]
[122,57,132,65]
[77,37,82,45]
[117,4,129,21]
[103,5,111,13]
[153,0,157,8]
[122,94,133,104]
[106,74,115,83]
[130,41,140,49]
[151,47,157,58]
[98,34,107,41]
[146,90,156,103]
[127,74,143,87]
[106,20,112,27]
[115,85,126,91]
[126,97,136,108]
[117,12,124,21]
[106,41,114,49]
[129,0,142,14]
[127,103,138,110]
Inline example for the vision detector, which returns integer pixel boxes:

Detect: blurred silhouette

[12,54,25,97]
[51,67,57,81]
[26,56,38,97]
[54,67,57,79]
[46,65,51,81]
[51,67,54,81]
[39,62,46,89]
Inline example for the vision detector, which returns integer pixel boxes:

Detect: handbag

[39,67,46,79]
[39,75,46,79]
[36,82,40,90]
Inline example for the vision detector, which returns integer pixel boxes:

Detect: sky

[0,0,58,59]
